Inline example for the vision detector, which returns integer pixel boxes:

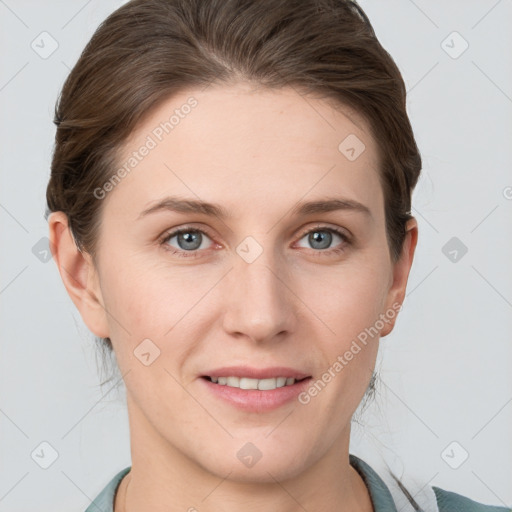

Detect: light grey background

[0,1,511,510]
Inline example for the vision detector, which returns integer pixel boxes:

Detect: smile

[200,373,312,412]
[204,376,303,390]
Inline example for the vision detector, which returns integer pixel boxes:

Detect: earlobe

[48,212,110,338]
[380,218,418,337]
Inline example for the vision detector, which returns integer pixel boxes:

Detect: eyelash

[159,225,351,259]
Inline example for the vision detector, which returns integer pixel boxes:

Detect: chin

[193,437,312,484]
[206,457,306,485]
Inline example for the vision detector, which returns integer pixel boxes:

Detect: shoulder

[349,453,510,512]
[85,466,131,512]
[433,486,511,512]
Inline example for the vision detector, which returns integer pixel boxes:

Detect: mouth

[199,368,312,412]
[201,375,310,390]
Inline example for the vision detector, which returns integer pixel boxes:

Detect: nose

[221,246,297,344]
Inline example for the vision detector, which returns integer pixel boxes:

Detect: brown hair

[46,0,421,355]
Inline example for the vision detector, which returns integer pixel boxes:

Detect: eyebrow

[138,196,372,220]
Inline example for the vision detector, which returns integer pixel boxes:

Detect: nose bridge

[222,240,295,341]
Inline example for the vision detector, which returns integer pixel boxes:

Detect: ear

[48,211,110,338]
[380,217,418,337]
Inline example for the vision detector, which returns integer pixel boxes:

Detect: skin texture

[49,82,418,512]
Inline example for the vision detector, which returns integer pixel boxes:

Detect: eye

[161,227,215,257]
[295,226,350,253]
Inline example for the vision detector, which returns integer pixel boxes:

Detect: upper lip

[202,366,310,380]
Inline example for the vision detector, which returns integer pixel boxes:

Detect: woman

[46,0,508,511]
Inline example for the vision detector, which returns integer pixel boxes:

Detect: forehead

[109,82,383,219]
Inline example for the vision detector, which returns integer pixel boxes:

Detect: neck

[115,398,373,512]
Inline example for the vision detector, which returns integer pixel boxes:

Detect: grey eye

[307,230,333,250]
[166,230,212,251]
[296,229,345,251]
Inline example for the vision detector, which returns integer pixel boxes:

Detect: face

[72,82,415,482]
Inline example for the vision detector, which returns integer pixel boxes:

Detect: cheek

[292,256,389,401]
[101,256,170,321]
[295,256,390,336]
[99,257,222,355]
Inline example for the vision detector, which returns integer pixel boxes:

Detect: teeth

[227,376,240,387]
[209,376,297,390]
[257,378,278,391]
[276,377,287,387]
[240,377,259,389]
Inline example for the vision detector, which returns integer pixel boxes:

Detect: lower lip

[200,377,312,412]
